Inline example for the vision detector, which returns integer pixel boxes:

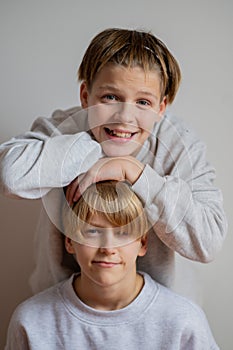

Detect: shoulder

[157,282,211,326]
[9,281,65,325]
[154,283,218,348]
[144,273,208,323]
[51,106,82,122]
[31,106,84,134]
[149,112,208,172]
[156,112,202,149]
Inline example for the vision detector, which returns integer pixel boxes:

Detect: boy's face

[80,64,166,157]
[65,213,147,289]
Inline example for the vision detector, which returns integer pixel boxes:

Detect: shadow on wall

[0,196,41,349]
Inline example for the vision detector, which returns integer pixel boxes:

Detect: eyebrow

[85,221,115,229]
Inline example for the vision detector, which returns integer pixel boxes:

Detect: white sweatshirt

[0,107,227,294]
[5,272,219,350]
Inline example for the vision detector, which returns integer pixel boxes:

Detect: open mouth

[104,127,137,139]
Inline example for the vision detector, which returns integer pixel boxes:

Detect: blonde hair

[78,28,181,104]
[63,181,148,241]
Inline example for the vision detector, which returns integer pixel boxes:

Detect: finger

[73,187,82,202]
[73,173,92,202]
[67,178,80,205]
[65,184,71,201]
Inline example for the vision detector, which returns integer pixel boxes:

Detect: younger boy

[5,181,219,349]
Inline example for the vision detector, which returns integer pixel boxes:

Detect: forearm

[133,164,227,262]
[0,132,102,199]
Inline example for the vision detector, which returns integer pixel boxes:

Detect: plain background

[0,0,232,348]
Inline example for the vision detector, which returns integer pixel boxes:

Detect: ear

[80,81,89,108]
[138,235,148,257]
[158,95,167,118]
[65,237,76,254]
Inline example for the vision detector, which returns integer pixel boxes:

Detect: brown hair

[63,180,148,241]
[78,28,181,104]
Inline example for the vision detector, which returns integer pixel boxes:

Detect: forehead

[91,63,161,97]
[86,212,117,228]
[83,210,137,232]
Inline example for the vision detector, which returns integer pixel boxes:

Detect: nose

[98,231,117,254]
[99,246,117,255]
[111,103,136,125]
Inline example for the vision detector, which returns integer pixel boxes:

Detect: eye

[102,94,119,103]
[137,99,151,107]
[115,231,130,237]
[82,229,101,238]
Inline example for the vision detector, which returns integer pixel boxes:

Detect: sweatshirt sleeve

[5,311,30,350]
[133,117,227,263]
[0,107,103,199]
[178,300,220,350]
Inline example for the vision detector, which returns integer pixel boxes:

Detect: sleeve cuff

[132,164,165,204]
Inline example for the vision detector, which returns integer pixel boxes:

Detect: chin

[102,145,138,157]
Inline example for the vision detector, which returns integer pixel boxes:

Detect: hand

[66,156,144,205]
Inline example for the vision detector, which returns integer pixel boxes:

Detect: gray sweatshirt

[5,272,219,350]
[0,107,227,294]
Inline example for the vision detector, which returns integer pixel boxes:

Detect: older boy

[0,28,227,294]
[5,181,219,350]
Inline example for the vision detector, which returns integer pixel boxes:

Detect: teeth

[108,129,133,138]
[113,131,132,138]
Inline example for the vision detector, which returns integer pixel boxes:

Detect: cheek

[89,126,101,142]
[87,105,110,131]
[74,246,94,265]
[137,122,153,142]
[122,244,142,262]
[137,110,159,134]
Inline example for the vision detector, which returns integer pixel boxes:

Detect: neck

[73,272,144,311]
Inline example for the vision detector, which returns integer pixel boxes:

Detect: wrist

[121,157,144,184]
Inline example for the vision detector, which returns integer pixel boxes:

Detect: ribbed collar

[58,272,159,326]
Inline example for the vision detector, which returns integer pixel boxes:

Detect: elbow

[194,205,228,263]
[0,169,21,198]
[198,252,215,264]
[0,158,25,198]
[0,159,47,200]
[188,244,221,264]
[197,247,221,264]
[194,227,227,264]
[0,149,17,196]
[0,145,42,199]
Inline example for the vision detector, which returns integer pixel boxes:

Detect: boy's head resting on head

[62,180,148,248]
[78,27,181,105]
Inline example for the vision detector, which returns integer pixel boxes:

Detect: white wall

[1,0,232,348]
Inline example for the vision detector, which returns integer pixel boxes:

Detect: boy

[0,28,227,294]
[5,181,219,349]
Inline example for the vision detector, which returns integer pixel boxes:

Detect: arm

[178,301,220,350]
[71,154,227,263]
[5,308,30,350]
[5,326,30,350]
[68,116,227,263]
[0,107,103,199]
[133,160,227,262]
[132,118,227,263]
[65,143,227,263]
[66,156,144,205]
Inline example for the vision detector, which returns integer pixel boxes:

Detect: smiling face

[65,213,147,289]
[80,64,167,157]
